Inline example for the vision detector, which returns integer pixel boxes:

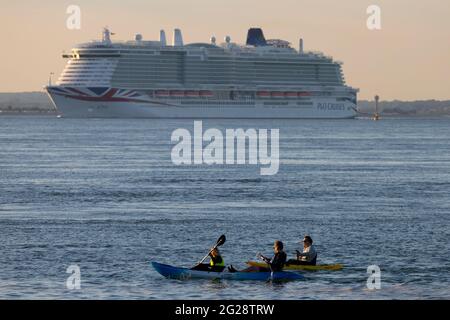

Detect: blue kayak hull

[151,262,303,281]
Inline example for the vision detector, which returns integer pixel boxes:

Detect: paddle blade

[216,234,226,247]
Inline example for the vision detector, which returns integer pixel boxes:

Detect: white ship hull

[47,87,356,119]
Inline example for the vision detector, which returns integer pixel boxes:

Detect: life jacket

[210,255,225,267]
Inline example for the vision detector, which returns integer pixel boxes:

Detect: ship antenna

[173,28,183,46]
[48,72,54,86]
[299,38,304,54]
[160,30,167,46]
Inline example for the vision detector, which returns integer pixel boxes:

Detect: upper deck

[57,28,352,89]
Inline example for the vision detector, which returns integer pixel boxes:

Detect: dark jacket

[270,251,287,272]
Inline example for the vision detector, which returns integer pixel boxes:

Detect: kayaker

[259,240,287,272]
[209,247,225,271]
[288,235,317,266]
[192,247,225,272]
[227,240,287,273]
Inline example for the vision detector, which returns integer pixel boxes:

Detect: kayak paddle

[196,234,226,265]
[257,252,274,272]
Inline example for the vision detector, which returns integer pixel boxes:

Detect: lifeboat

[155,90,170,97]
[271,91,285,98]
[170,90,185,97]
[256,91,271,98]
[199,90,213,98]
[285,92,298,98]
[185,90,199,97]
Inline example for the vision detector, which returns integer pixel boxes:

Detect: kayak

[246,261,343,271]
[151,262,304,281]
[152,262,303,281]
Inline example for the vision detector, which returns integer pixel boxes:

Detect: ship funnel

[246,28,267,46]
[160,29,167,46]
[299,38,304,54]
[173,28,183,46]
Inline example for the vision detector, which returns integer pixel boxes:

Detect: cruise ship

[46,28,358,118]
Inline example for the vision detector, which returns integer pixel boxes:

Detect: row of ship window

[177,101,314,106]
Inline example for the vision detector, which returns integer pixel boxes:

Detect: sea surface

[0,116,449,299]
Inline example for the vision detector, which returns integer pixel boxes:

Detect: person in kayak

[287,235,317,266]
[227,240,287,273]
[259,240,287,272]
[191,247,226,272]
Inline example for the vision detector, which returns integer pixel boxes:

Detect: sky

[1,0,449,100]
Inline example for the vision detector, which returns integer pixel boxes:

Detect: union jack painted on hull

[47,87,153,103]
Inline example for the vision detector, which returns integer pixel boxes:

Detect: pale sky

[1,0,449,100]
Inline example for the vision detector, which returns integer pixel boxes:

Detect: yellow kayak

[246,261,343,271]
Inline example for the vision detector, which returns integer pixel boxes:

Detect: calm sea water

[0,116,449,299]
